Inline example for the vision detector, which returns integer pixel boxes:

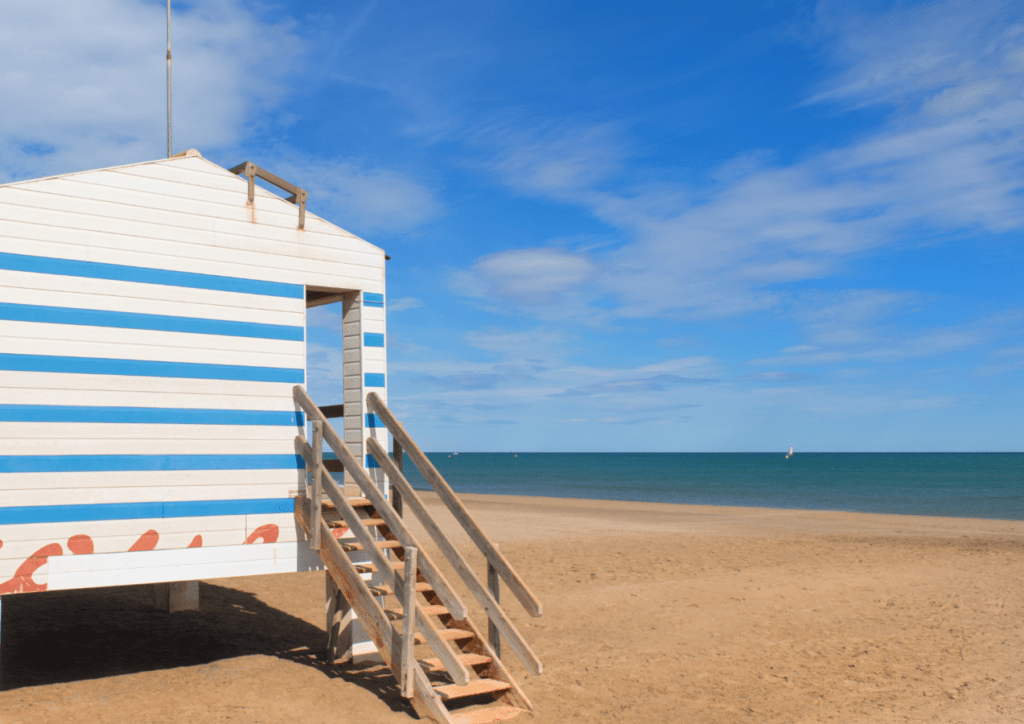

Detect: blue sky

[2,0,1022,451]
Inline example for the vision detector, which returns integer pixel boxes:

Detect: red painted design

[0,543,63,594]
[128,529,160,552]
[332,526,349,539]
[188,534,203,548]
[245,524,280,544]
[67,534,95,555]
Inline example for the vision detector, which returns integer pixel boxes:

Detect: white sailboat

[785,445,793,459]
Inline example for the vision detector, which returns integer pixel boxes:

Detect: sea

[399,452,1024,521]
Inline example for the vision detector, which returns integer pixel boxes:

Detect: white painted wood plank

[0,370,295,401]
[0,435,299,456]
[0,468,300,492]
[0,194,384,270]
[57,170,368,245]
[244,511,303,540]
[0,387,292,411]
[0,318,305,357]
[363,307,386,323]
[111,160,374,241]
[0,531,250,567]
[0,515,246,542]
[0,269,304,324]
[0,513,302,566]
[0,422,300,441]
[0,210,385,284]
[116,158,302,201]
[44,541,322,590]
[0,321,305,367]
[0,483,293,508]
[46,174,305,228]
[0,230,383,293]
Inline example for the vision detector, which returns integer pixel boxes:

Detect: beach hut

[0,152,542,723]
[0,150,386,601]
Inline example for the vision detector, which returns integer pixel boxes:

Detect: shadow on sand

[0,581,414,715]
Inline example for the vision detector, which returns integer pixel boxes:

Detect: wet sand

[1,493,1022,723]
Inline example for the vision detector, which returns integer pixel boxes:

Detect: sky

[1,0,1022,452]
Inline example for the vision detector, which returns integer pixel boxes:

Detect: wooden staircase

[292,386,542,724]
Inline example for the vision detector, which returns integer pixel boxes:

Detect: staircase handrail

[366,392,543,619]
[292,385,473,688]
[293,388,468,619]
[295,435,472,686]
[366,435,543,676]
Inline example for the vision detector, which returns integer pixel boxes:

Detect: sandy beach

[2,493,1022,723]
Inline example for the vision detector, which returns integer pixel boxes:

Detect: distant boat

[785,446,793,459]
[453,452,459,456]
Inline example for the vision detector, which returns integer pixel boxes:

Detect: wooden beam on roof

[229,160,308,230]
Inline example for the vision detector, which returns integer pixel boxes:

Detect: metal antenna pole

[167,0,172,157]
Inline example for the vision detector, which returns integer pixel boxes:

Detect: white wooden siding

[0,322,304,367]
[0,269,303,325]
[0,372,297,409]
[0,156,387,293]
[45,538,320,591]
[0,152,387,591]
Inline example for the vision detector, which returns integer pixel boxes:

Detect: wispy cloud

[0,0,303,180]
[453,2,1024,328]
[551,373,717,398]
[388,297,425,313]
[259,153,441,235]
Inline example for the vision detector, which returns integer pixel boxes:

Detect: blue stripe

[0,354,304,383]
[0,302,304,341]
[363,332,385,347]
[363,292,384,307]
[0,498,293,525]
[0,454,303,474]
[0,252,303,299]
[365,413,384,428]
[0,405,303,426]
[364,373,386,387]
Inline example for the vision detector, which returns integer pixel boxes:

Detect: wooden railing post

[488,558,500,658]
[400,546,418,698]
[392,439,404,517]
[311,420,323,552]
[294,430,472,686]
[366,392,542,618]
[364,435,543,676]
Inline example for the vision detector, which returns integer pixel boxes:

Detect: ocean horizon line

[421,450,1024,455]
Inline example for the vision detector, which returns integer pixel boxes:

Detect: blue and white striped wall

[0,152,387,592]
[361,292,388,487]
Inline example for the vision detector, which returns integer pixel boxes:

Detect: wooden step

[434,678,512,701]
[367,581,434,596]
[419,653,492,673]
[326,520,350,529]
[321,497,373,509]
[450,706,526,724]
[341,539,403,552]
[354,561,403,574]
[415,628,476,644]
[384,604,448,620]
[358,517,388,527]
